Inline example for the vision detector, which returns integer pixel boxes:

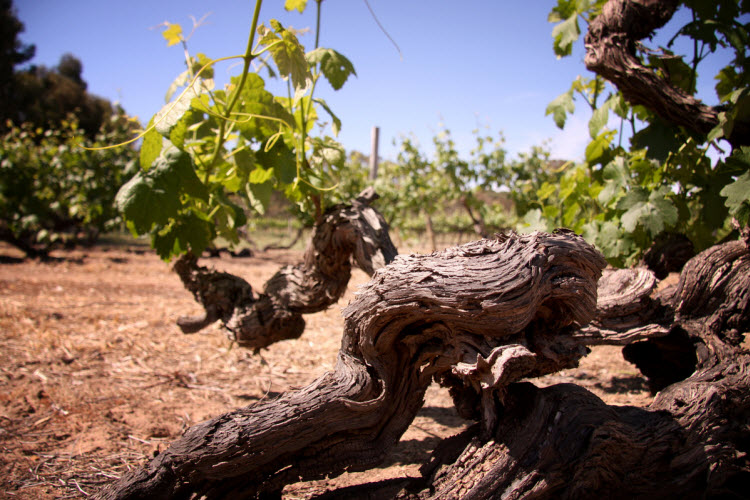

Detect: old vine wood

[584,0,750,149]
[99,227,750,499]
[398,232,749,499]
[99,230,607,498]
[173,188,398,350]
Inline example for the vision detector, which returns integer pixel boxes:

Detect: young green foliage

[115,0,356,260]
[538,0,750,266]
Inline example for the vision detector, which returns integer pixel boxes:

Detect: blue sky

[13,1,728,162]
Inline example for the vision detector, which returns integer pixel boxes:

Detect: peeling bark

[173,188,398,350]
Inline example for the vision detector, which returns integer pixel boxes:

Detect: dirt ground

[0,241,653,499]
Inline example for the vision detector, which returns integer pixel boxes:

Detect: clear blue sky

[13,1,727,162]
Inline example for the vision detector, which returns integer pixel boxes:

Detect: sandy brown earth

[0,242,653,499]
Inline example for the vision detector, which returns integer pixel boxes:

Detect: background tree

[0,0,138,256]
[0,0,35,117]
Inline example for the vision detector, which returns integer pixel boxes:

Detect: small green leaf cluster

[117,1,356,260]
[0,115,138,256]
[534,0,750,266]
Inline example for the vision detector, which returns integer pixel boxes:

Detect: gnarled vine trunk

[99,227,749,499]
[173,187,398,350]
[400,236,750,499]
[583,0,749,148]
[98,1,750,496]
[99,230,607,498]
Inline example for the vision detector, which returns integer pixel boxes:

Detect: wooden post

[369,126,380,181]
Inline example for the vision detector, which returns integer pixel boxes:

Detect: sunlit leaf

[313,98,341,136]
[546,90,575,129]
[162,23,183,47]
[258,20,311,91]
[285,0,308,12]
[551,14,579,57]
[307,48,357,90]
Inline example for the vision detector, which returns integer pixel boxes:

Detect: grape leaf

[585,130,615,165]
[162,23,182,47]
[631,116,683,162]
[249,166,274,184]
[154,80,209,137]
[116,146,208,235]
[720,171,750,223]
[598,157,629,206]
[313,98,342,136]
[258,21,311,91]
[246,181,273,215]
[285,0,307,12]
[537,182,557,201]
[589,220,635,264]
[518,208,550,233]
[306,48,357,91]
[139,122,163,170]
[153,211,214,261]
[546,90,575,129]
[589,95,615,138]
[233,74,295,141]
[256,142,297,184]
[548,0,579,22]
[618,187,677,235]
[551,14,579,57]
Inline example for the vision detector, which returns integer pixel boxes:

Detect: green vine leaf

[139,122,163,170]
[116,146,208,235]
[617,187,678,236]
[306,48,357,91]
[720,147,750,225]
[153,211,214,261]
[154,79,211,137]
[598,157,629,206]
[249,166,274,184]
[589,94,617,138]
[313,98,342,136]
[585,129,615,165]
[258,20,311,91]
[546,90,575,129]
[246,181,273,215]
[551,14,580,57]
[232,74,294,141]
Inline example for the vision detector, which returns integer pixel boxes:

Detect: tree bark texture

[584,0,750,148]
[172,188,398,350]
[100,229,749,499]
[99,230,607,499]
[400,236,749,499]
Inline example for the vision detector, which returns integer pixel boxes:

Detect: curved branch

[401,237,750,499]
[584,0,749,148]
[99,230,606,498]
[173,188,398,349]
[100,231,750,499]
